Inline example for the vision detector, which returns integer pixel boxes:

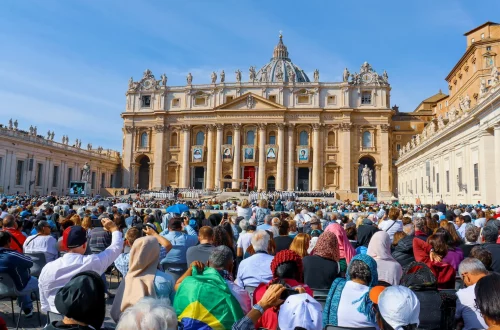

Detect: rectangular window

[269,136,276,145]
[487,46,492,51]
[52,166,59,187]
[297,95,310,104]
[101,173,105,188]
[91,172,96,189]
[446,170,450,192]
[225,96,234,102]
[172,98,180,107]
[436,173,440,193]
[226,135,233,145]
[327,95,336,105]
[474,163,479,191]
[195,97,206,106]
[67,168,73,187]
[268,95,277,102]
[16,160,24,186]
[36,163,43,186]
[458,167,463,191]
[361,92,371,104]
[396,144,401,151]
[141,95,151,108]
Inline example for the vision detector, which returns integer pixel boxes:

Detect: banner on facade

[192,146,203,162]
[266,145,277,162]
[358,187,377,202]
[242,145,255,162]
[222,145,233,162]
[297,147,309,163]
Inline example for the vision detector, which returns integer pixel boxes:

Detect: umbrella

[166,204,189,214]
[114,203,131,211]
[96,201,112,207]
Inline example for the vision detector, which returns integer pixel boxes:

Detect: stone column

[379,124,390,193]
[215,124,223,190]
[232,124,241,189]
[206,125,215,190]
[312,123,321,191]
[375,163,382,191]
[495,124,500,202]
[353,163,360,192]
[276,124,285,191]
[152,124,166,190]
[340,123,352,192]
[148,162,154,190]
[308,167,312,191]
[287,124,295,191]
[122,126,134,188]
[258,124,266,190]
[181,125,190,188]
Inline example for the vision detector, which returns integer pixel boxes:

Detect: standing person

[23,220,58,262]
[38,219,123,313]
[2,215,26,253]
[378,207,402,242]
[367,231,402,286]
[236,221,255,258]
[255,200,271,226]
[0,231,38,317]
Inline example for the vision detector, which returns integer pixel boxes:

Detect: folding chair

[24,252,47,278]
[0,273,41,329]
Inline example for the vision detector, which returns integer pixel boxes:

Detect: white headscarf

[367,231,402,285]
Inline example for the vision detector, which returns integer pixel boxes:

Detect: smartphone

[280,288,299,300]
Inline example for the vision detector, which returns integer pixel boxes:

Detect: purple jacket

[442,247,464,271]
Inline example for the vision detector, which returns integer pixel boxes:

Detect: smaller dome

[255,34,310,83]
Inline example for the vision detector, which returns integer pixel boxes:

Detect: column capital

[232,123,241,130]
[154,124,168,133]
[312,123,322,131]
[374,163,383,169]
[124,126,134,133]
[340,122,352,132]
[494,122,500,130]
[215,123,224,131]
[379,124,391,133]
[277,123,285,130]
[181,124,191,132]
[257,123,267,130]
[206,124,215,131]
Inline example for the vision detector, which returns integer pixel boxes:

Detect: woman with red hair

[253,250,313,330]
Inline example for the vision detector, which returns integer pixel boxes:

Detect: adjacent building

[121,35,395,200]
[396,22,500,204]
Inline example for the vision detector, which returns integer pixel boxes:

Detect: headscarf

[356,224,379,247]
[307,237,319,254]
[367,231,403,285]
[312,231,340,261]
[325,223,355,263]
[54,271,106,330]
[323,254,378,326]
[120,236,160,312]
[271,249,304,282]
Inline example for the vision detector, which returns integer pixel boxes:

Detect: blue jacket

[0,247,33,291]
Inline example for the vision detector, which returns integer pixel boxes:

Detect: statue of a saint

[81,162,90,182]
[261,67,268,82]
[160,73,167,86]
[313,69,319,82]
[343,68,350,82]
[491,66,500,85]
[235,69,242,82]
[361,164,372,187]
[33,126,37,136]
[13,120,18,129]
[382,70,389,82]
[128,77,133,89]
[220,70,225,83]
[8,118,13,130]
[186,72,193,85]
[249,66,256,81]
[50,131,54,140]
[288,68,295,83]
[29,125,34,135]
[47,130,51,139]
[210,71,217,84]
[479,79,488,96]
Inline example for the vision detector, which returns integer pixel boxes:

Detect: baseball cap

[278,293,322,330]
[65,226,88,248]
[378,286,420,329]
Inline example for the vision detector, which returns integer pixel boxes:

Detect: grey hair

[116,297,177,330]
[403,224,415,236]
[414,218,426,231]
[458,257,488,279]
[348,259,372,285]
[208,245,233,269]
[264,215,273,224]
[239,220,249,231]
[465,225,480,243]
[271,217,280,226]
[481,226,498,243]
[251,230,270,252]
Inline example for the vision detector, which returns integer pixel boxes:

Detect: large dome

[255,35,310,83]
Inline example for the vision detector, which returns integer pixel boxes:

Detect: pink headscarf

[367,231,402,285]
[325,223,355,263]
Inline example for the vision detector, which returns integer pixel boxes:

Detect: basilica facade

[121,35,394,200]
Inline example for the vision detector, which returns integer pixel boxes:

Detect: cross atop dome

[273,32,289,59]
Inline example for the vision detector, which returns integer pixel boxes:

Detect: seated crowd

[0,196,500,330]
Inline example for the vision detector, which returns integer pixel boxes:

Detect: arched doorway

[358,156,376,187]
[223,175,232,189]
[267,176,276,192]
[193,167,204,189]
[297,168,309,191]
[138,156,150,189]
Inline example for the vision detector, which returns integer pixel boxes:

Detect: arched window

[327,131,335,147]
[247,130,255,145]
[140,132,148,147]
[171,132,178,147]
[226,133,233,145]
[196,131,205,146]
[269,131,276,145]
[299,131,308,146]
[362,131,372,148]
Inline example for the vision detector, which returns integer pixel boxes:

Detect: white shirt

[237,232,254,253]
[38,231,123,313]
[337,281,378,329]
[457,223,467,240]
[378,220,403,242]
[237,207,253,220]
[236,252,273,288]
[455,283,487,330]
[23,234,59,262]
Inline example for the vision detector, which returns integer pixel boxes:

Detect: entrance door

[267,176,276,192]
[297,168,309,191]
[223,175,232,189]
[138,156,150,189]
[193,167,204,189]
[243,166,256,190]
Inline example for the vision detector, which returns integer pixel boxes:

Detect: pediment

[215,92,286,110]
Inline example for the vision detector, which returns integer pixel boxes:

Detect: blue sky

[0,0,497,151]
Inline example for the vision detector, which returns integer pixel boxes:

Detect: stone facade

[0,123,121,196]
[396,22,500,204]
[121,35,394,200]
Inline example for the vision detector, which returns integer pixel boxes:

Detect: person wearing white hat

[376,286,420,330]
[278,293,322,330]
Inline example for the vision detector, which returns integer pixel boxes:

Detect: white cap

[378,286,420,330]
[278,293,322,330]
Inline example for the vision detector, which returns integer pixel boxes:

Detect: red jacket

[413,238,456,289]
[2,228,26,253]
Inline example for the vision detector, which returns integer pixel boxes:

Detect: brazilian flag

[174,267,244,330]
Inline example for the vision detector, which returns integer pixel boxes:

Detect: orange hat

[369,285,387,304]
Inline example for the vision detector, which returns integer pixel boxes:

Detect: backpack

[400,262,457,330]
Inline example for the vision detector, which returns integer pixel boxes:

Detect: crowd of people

[1,193,500,330]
